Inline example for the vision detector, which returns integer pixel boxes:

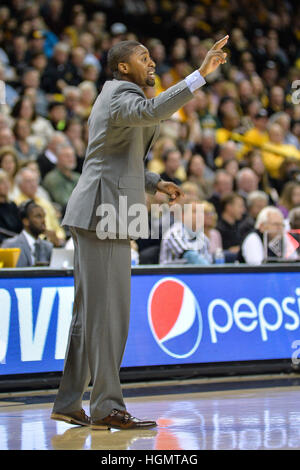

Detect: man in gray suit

[2,200,53,266]
[51,36,228,430]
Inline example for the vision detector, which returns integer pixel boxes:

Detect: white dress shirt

[184,70,206,93]
[241,232,264,265]
[22,229,37,265]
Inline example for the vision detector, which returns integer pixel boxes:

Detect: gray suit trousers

[52,227,131,420]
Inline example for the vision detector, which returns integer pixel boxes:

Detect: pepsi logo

[147,277,203,358]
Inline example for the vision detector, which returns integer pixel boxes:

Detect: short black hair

[107,40,142,78]
[220,192,243,213]
[162,148,181,162]
[48,101,66,112]
[18,200,40,220]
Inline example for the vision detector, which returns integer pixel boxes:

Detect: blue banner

[1,270,300,375]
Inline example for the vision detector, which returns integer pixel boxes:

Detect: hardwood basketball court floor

[1,374,300,451]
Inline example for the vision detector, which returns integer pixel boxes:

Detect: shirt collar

[22,229,37,251]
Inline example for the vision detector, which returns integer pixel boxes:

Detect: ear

[118,62,130,75]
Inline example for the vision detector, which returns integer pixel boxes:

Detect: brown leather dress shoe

[51,408,101,427]
[91,409,157,430]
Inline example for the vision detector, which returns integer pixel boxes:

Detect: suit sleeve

[144,168,161,194]
[110,80,197,127]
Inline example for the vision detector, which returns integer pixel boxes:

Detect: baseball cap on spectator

[264,60,277,70]
[30,30,45,40]
[255,109,268,119]
[110,23,127,36]
[253,28,264,38]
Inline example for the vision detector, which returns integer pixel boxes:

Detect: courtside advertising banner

[1,270,300,375]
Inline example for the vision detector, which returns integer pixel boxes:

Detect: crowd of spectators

[0,0,300,267]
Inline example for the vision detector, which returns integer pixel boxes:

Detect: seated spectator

[48,101,68,132]
[261,123,300,181]
[289,207,300,231]
[214,140,238,168]
[30,51,48,77]
[160,200,211,265]
[277,157,300,194]
[239,190,269,240]
[240,108,269,156]
[13,118,39,160]
[10,96,53,151]
[215,110,241,145]
[208,169,234,216]
[193,128,219,171]
[0,169,23,243]
[69,46,86,79]
[81,63,100,85]
[216,192,245,255]
[20,160,51,202]
[26,30,47,62]
[0,146,20,200]
[62,86,81,119]
[194,89,219,132]
[36,131,69,179]
[179,181,201,203]
[2,200,53,267]
[277,181,300,219]
[270,112,300,149]
[202,200,223,258]
[0,127,16,148]
[64,118,86,172]
[7,32,29,78]
[266,86,286,116]
[147,136,178,174]
[41,42,80,94]
[77,81,97,119]
[62,10,88,48]
[159,148,184,186]
[13,167,65,245]
[222,158,239,182]
[235,167,259,201]
[42,144,80,212]
[20,67,48,117]
[239,206,285,264]
[78,31,102,73]
[186,153,213,199]
[247,149,278,204]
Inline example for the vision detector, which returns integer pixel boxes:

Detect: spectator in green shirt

[42,144,80,213]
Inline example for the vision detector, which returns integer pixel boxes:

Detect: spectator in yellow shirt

[240,108,269,157]
[261,123,300,179]
[14,167,66,246]
[215,109,241,144]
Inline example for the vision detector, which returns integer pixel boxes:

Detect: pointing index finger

[211,35,229,50]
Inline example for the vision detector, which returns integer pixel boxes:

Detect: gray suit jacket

[2,231,53,267]
[62,78,196,237]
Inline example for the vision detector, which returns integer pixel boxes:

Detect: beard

[146,76,156,87]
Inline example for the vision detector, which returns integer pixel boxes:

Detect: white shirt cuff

[184,70,206,93]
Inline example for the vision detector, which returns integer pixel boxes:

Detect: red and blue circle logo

[147,277,203,359]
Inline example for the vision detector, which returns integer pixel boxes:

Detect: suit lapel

[143,124,160,160]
